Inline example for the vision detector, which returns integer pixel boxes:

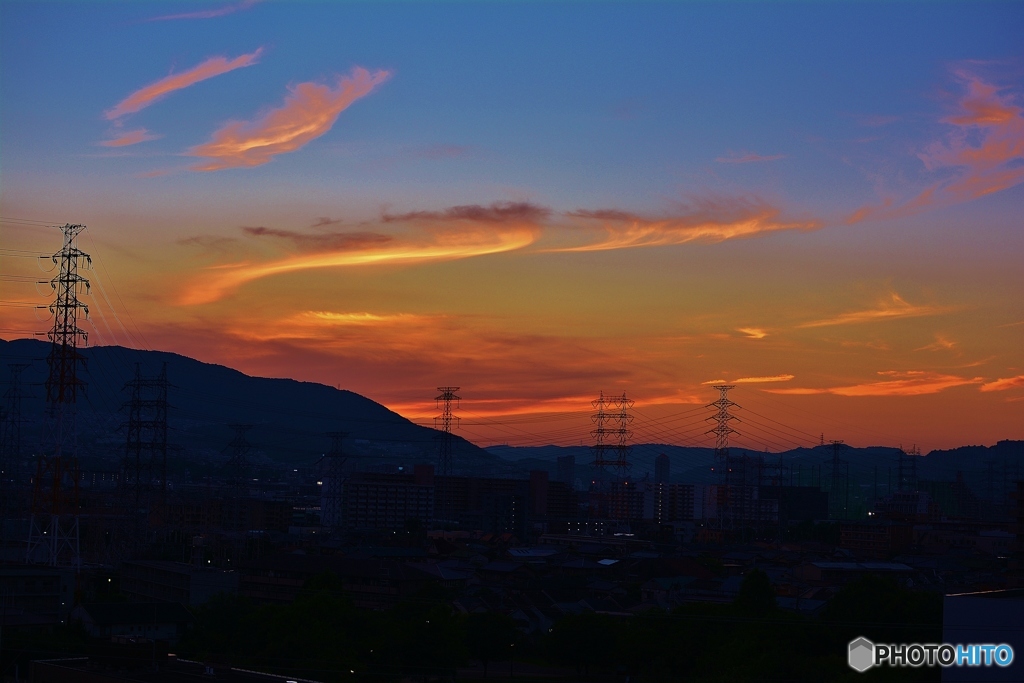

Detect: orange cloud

[737,327,767,339]
[847,71,1024,222]
[916,334,957,352]
[189,67,390,171]
[557,198,819,252]
[105,49,263,120]
[799,293,948,328]
[980,375,1024,392]
[177,223,537,305]
[767,371,983,397]
[99,128,161,147]
[230,310,435,343]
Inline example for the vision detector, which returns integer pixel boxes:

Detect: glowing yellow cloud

[737,327,767,339]
[733,375,795,384]
[558,205,818,252]
[800,293,947,328]
[177,226,537,305]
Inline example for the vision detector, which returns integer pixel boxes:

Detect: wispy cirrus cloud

[99,128,161,147]
[189,66,390,171]
[238,310,435,342]
[734,375,795,384]
[916,334,957,352]
[848,70,1024,223]
[105,49,263,120]
[767,370,983,397]
[715,151,786,164]
[737,327,767,339]
[146,0,258,22]
[382,201,550,225]
[799,293,948,328]
[556,197,820,252]
[241,226,392,252]
[177,202,542,305]
[980,375,1024,392]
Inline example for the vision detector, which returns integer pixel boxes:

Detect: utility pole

[26,224,90,568]
[435,387,460,530]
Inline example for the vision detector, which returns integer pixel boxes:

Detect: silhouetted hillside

[0,339,496,473]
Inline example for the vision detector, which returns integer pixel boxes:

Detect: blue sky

[2,1,1023,449]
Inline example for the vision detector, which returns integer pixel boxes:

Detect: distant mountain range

[486,440,1024,502]
[3,338,1020,497]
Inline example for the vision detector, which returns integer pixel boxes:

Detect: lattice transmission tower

[706,385,739,458]
[118,363,170,547]
[320,431,347,531]
[706,385,742,529]
[26,223,90,567]
[435,387,460,528]
[589,391,633,483]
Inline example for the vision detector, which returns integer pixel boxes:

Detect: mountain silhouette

[0,338,495,473]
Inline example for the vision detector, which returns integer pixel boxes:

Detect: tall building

[556,455,575,490]
[655,453,670,483]
[650,483,715,523]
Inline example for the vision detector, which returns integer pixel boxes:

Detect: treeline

[178,571,942,682]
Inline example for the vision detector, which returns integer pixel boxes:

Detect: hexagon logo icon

[848,637,875,672]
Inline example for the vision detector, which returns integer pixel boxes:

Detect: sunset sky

[2,1,1022,452]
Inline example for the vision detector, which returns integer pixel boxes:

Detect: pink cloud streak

[715,151,786,164]
[147,0,258,22]
[189,66,391,171]
[99,128,161,147]
[847,71,1024,223]
[105,49,263,120]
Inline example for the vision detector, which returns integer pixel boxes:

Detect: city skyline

[2,1,1023,450]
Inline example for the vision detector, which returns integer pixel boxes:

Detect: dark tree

[465,612,518,678]
[734,568,776,616]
